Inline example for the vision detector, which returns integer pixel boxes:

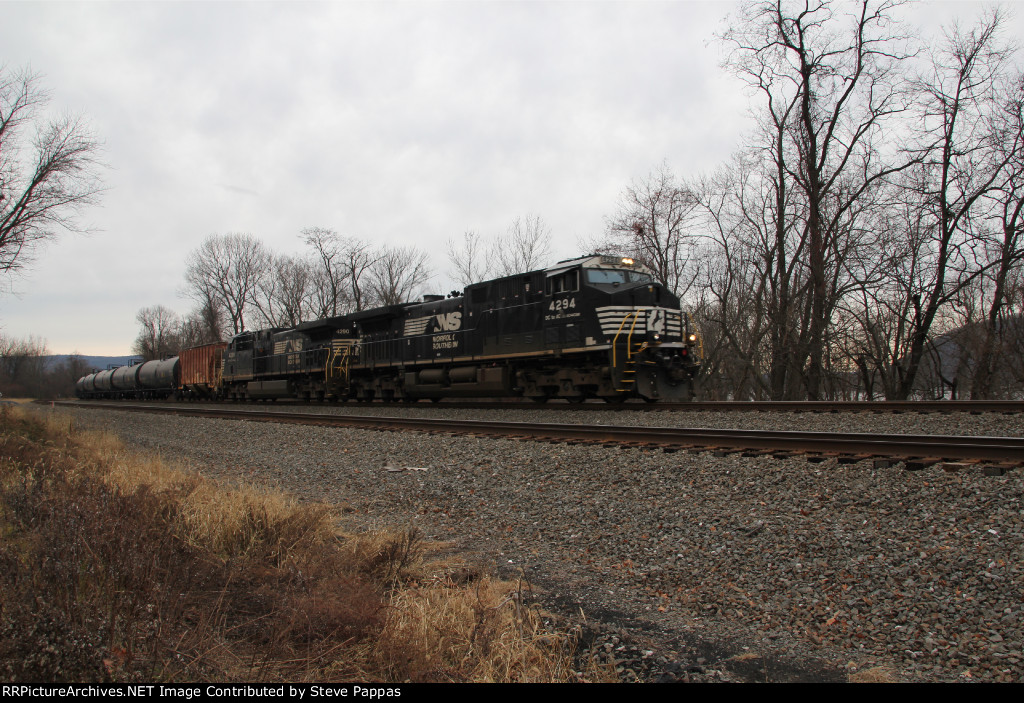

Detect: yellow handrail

[611,311,639,369]
[610,311,645,392]
[326,341,355,387]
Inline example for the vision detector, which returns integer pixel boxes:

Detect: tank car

[76,358,179,399]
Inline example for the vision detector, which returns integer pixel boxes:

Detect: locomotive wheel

[602,395,627,404]
[566,395,585,404]
[530,396,550,404]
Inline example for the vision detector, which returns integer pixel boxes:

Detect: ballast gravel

[54,405,1024,683]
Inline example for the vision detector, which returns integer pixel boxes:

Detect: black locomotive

[220,255,700,403]
[79,255,701,403]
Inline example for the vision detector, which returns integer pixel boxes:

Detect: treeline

[131,1,1024,402]
[135,230,437,360]
[595,2,1024,401]
[132,218,553,360]
[0,336,89,398]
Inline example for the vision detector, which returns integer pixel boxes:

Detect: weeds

[0,406,588,682]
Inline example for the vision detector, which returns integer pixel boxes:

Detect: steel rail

[58,401,1024,464]
[657,400,1024,413]
[64,398,1024,413]
[422,399,1024,413]
[399,399,1024,412]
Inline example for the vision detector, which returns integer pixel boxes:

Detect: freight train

[76,255,701,403]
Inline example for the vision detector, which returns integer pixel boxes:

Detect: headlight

[621,257,634,266]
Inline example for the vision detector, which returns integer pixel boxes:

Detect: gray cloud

[0,0,1012,354]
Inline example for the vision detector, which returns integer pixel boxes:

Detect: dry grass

[848,666,899,683]
[365,574,577,682]
[0,405,591,683]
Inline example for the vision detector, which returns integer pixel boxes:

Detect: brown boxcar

[179,342,227,398]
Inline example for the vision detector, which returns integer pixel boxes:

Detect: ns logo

[433,312,462,331]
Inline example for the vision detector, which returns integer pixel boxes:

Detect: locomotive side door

[544,267,582,349]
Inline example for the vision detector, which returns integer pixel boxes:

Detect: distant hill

[43,355,142,373]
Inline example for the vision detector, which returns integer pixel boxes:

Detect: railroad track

[652,399,1024,413]
[63,398,1024,413]
[57,401,1024,468]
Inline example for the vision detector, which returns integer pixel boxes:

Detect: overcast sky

[0,0,1016,355]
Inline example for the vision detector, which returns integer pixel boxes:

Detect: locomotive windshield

[584,268,653,285]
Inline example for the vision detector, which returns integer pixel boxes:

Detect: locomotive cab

[544,254,682,347]
[539,255,699,401]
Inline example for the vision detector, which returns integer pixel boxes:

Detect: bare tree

[492,215,552,276]
[972,68,1024,397]
[55,354,91,397]
[447,230,492,287]
[708,16,808,400]
[303,227,350,318]
[369,245,432,306]
[339,237,376,312]
[694,154,799,399]
[179,300,225,349]
[0,333,49,396]
[0,66,102,275]
[252,254,315,328]
[183,233,270,335]
[604,163,701,297]
[722,0,916,399]
[881,11,1019,399]
[132,305,182,360]
[0,334,91,398]
[301,227,381,314]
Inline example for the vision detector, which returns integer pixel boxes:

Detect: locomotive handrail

[610,313,626,368]
[626,314,642,360]
[326,341,354,389]
[611,310,645,393]
[611,310,644,364]
[249,347,330,374]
